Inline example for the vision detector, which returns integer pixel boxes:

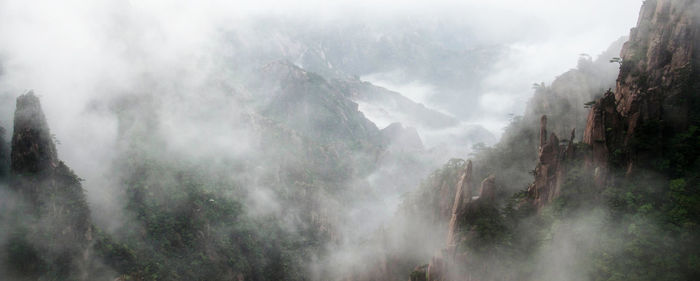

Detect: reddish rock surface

[446,160,472,246]
[528,115,577,209]
[583,0,700,183]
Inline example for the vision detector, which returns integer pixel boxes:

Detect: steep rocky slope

[584,0,700,183]
[1,92,95,280]
[254,60,383,149]
[525,37,626,141]
[356,30,629,281]
[404,1,700,280]
[466,38,625,197]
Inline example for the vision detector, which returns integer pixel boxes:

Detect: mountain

[336,20,631,281]
[584,0,700,184]
[526,36,626,141]
[466,37,627,199]
[253,60,383,148]
[399,1,700,280]
[88,57,450,280]
[226,18,507,119]
[1,92,96,280]
[331,77,459,130]
[1,1,697,280]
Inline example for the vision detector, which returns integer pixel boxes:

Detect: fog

[0,0,647,280]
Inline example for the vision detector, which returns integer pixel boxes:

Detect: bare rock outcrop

[613,0,699,126]
[528,115,577,209]
[446,160,472,245]
[409,1,700,279]
[11,91,59,176]
[416,169,500,281]
[583,0,700,183]
[5,91,94,280]
[478,175,497,202]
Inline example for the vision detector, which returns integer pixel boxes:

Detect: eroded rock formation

[407,1,700,279]
[583,0,700,183]
[4,91,94,280]
[528,115,577,209]
[11,92,59,176]
[446,160,472,246]
[417,169,500,281]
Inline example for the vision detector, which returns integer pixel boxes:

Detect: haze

[1,1,673,281]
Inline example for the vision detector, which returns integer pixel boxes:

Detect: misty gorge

[0,0,699,280]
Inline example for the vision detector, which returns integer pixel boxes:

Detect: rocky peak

[11,91,58,175]
[524,38,624,144]
[380,122,424,151]
[446,160,472,246]
[583,0,700,180]
[253,60,384,149]
[407,2,700,278]
[539,115,548,147]
[529,115,577,209]
[615,0,699,125]
[478,175,497,202]
[3,91,94,280]
[420,172,501,281]
[8,91,88,212]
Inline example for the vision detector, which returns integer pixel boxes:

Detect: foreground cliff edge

[407,0,700,280]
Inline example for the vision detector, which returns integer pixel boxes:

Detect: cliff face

[11,92,59,176]
[446,160,473,246]
[3,92,93,280]
[526,37,625,142]
[10,92,89,210]
[468,38,626,203]
[416,171,500,281]
[407,1,700,280]
[614,0,699,124]
[528,116,577,209]
[584,0,700,181]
